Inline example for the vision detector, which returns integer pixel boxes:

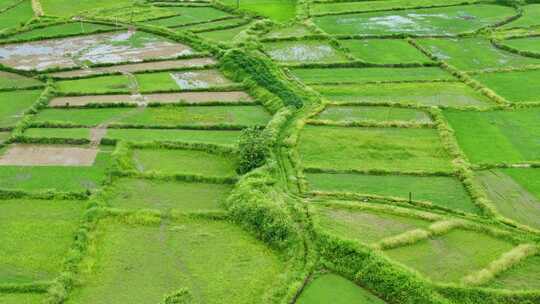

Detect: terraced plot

[0,22,117,42]
[500,36,540,54]
[0,89,42,128]
[312,105,432,124]
[263,40,350,64]
[104,129,242,146]
[0,71,42,89]
[297,274,386,304]
[485,255,540,290]
[502,4,540,29]
[311,0,476,15]
[144,7,232,27]
[197,23,253,44]
[339,39,431,64]
[473,70,540,103]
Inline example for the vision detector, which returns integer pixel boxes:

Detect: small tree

[237,126,270,174]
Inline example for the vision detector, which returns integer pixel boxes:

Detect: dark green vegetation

[2,0,540,303]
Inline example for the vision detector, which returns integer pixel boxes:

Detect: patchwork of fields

[1,0,539,303]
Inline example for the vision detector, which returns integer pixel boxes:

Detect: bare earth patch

[144,91,253,104]
[49,58,217,78]
[0,144,98,166]
[0,30,194,71]
[49,95,139,107]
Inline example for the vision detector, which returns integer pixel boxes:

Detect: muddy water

[0,30,194,71]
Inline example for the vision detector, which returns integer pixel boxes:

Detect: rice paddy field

[1,0,539,303]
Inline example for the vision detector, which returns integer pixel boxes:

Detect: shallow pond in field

[0,30,194,71]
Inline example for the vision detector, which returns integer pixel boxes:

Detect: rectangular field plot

[31,108,134,127]
[308,173,478,214]
[0,90,42,128]
[66,219,284,304]
[197,23,253,44]
[182,18,249,32]
[0,150,111,192]
[0,293,43,304]
[297,274,386,304]
[136,70,236,92]
[0,22,117,43]
[291,67,452,84]
[22,128,91,141]
[416,38,540,71]
[263,40,350,64]
[0,71,42,90]
[311,0,472,15]
[384,229,515,283]
[313,82,492,107]
[264,24,313,39]
[55,75,132,95]
[500,36,540,54]
[144,91,253,104]
[106,178,231,211]
[220,0,296,22]
[50,58,216,79]
[485,255,540,290]
[105,129,241,146]
[133,148,237,177]
[474,70,540,103]
[0,0,34,30]
[0,198,83,284]
[313,205,431,245]
[117,105,271,127]
[314,105,432,124]
[49,95,138,107]
[0,144,98,166]
[340,39,431,64]
[0,31,194,71]
[40,0,135,17]
[313,4,516,36]
[444,109,540,164]
[144,7,232,27]
[477,169,540,229]
[299,125,453,173]
[502,4,540,29]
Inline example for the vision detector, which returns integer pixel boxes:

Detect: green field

[500,36,540,54]
[0,90,42,128]
[23,128,91,141]
[136,70,235,92]
[385,229,515,283]
[314,105,432,123]
[0,0,34,30]
[264,40,350,63]
[105,178,232,211]
[486,255,540,290]
[340,39,431,64]
[56,75,132,94]
[444,109,540,164]
[221,0,296,22]
[1,22,116,42]
[197,23,253,43]
[502,4,540,29]
[40,0,135,17]
[0,293,43,304]
[0,71,42,89]
[297,274,386,304]
[477,169,540,229]
[311,0,474,15]
[145,7,231,27]
[105,129,242,146]
[417,37,540,71]
[133,148,237,177]
[0,198,83,284]
[291,67,452,84]
[66,219,284,304]
[313,205,432,244]
[313,82,492,107]
[474,70,540,103]
[313,5,516,36]
[308,173,478,214]
[299,125,453,173]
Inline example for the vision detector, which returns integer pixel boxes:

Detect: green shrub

[237,126,271,174]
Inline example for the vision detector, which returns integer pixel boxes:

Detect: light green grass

[118,105,271,127]
[315,105,431,123]
[0,90,42,128]
[474,70,540,103]
[485,255,540,290]
[105,129,241,146]
[313,4,516,36]
[502,4,540,29]
[0,198,83,284]
[136,70,234,92]
[299,125,453,173]
[291,67,451,84]
[1,22,116,42]
[23,128,91,140]
[385,229,515,283]
[311,0,473,15]
[145,7,231,27]
[221,0,296,22]
[0,151,111,192]
[0,0,34,30]
[56,75,131,94]
[340,39,431,64]
[0,293,44,304]
[106,178,232,211]
[444,109,540,164]
[264,40,350,63]
[133,149,237,177]
[297,274,386,304]
[417,37,540,71]
[313,82,492,107]
[32,108,133,126]
[313,205,432,244]
[0,71,42,89]
[308,173,478,214]
[477,169,540,229]
[67,219,284,304]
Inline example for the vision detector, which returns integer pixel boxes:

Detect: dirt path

[31,0,43,17]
